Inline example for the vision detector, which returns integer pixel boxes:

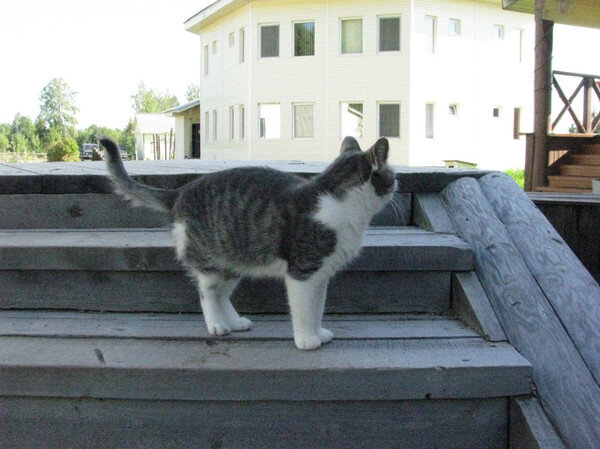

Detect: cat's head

[318,136,397,209]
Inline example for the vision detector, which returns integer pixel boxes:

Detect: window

[239,28,245,63]
[341,19,363,54]
[493,107,501,118]
[294,22,315,57]
[517,29,524,62]
[239,105,245,139]
[229,107,235,140]
[425,16,436,53]
[379,17,400,52]
[212,110,218,140]
[293,104,314,138]
[204,112,210,140]
[449,18,461,36]
[340,102,363,138]
[379,103,400,138]
[425,103,434,139]
[449,104,459,117]
[260,24,280,58]
[212,40,217,54]
[259,104,280,139]
[494,25,505,40]
[204,45,209,75]
[229,32,235,47]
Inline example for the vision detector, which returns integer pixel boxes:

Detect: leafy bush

[47,137,80,162]
[504,168,524,189]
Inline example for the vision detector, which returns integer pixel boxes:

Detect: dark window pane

[380,104,400,138]
[261,25,279,58]
[380,17,400,52]
[295,22,315,56]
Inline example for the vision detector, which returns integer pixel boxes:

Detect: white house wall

[196,0,534,169]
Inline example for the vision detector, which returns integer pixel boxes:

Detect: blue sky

[1,0,599,130]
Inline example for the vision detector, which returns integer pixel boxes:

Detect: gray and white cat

[101,137,396,350]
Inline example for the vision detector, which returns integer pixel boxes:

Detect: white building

[132,114,176,161]
[185,0,534,169]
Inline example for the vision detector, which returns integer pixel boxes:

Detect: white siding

[193,0,534,169]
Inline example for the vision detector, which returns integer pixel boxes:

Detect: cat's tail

[100,138,179,214]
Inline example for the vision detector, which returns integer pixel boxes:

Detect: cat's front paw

[230,316,253,332]
[319,328,334,344]
[207,322,231,336]
[295,335,322,351]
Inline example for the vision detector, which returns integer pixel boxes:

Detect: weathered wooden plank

[509,397,567,449]
[440,176,600,449]
[0,228,473,272]
[479,172,600,386]
[0,311,477,340]
[0,194,168,229]
[0,336,531,401]
[0,397,508,449]
[0,269,451,314]
[413,193,456,233]
[452,272,507,342]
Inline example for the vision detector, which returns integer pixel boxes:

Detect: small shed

[165,100,201,159]
[132,114,176,161]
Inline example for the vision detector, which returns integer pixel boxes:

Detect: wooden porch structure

[504,0,600,192]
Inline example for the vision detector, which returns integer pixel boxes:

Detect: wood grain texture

[413,193,456,233]
[0,336,531,401]
[480,172,600,386]
[452,272,507,342]
[0,397,507,449]
[0,269,451,314]
[0,311,479,340]
[440,176,600,449]
[509,397,567,449]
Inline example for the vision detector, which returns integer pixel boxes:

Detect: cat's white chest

[313,186,377,277]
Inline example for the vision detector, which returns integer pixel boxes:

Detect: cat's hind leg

[195,272,252,335]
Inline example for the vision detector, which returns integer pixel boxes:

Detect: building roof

[133,114,175,134]
[504,0,600,28]
[185,0,247,33]
[165,99,200,116]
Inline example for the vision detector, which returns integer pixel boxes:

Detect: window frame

[449,18,461,36]
[229,106,235,140]
[212,110,218,141]
[239,105,246,140]
[378,16,401,53]
[293,21,316,57]
[340,18,363,55]
[425,103,435,139]
[340,102,364,139]
[425,15,437,53]
[258,103,281,139]
[378,102,401,139]
[239,28,246,63]
[293,103,315,139]
[259,23,280,58]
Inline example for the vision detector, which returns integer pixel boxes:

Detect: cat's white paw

[230,316,253,332]
[207,323,231,336]
[319,328,334,344]
[295,335,322,351]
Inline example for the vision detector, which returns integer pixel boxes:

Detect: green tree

[37,78,78,142]
[131,82,179,113]
[185,84,200,102]
[47,137,80,162]
[0,133,9,151]
[11,113,41,152]
[121,119,135,157]
[11,133,28,153]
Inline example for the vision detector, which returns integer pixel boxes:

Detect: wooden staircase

[0,161,568,448]
[541,143,600,193]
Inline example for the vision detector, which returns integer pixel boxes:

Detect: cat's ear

[365,138,389,169]
[340,136,362,154]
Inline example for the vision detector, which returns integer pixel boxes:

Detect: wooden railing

[552,70,600,134]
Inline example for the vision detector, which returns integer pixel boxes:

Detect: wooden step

[0,311,532,448]
[569,154,600,165]
[548,175,593,190]
[0,227,473,314]
[535,186,593,194]
[559,164,600,177]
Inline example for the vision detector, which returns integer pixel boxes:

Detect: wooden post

[532,0,553,190]
[440,176,600,449]
[524,133,534,191]
[479,172,600,386]
[584,76,593,133]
